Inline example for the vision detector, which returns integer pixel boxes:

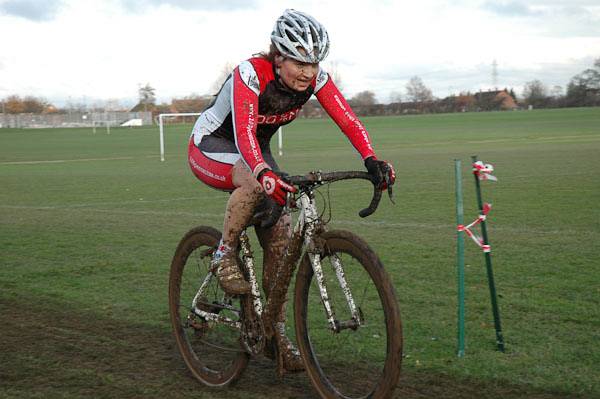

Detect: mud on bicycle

[169,170,403,399]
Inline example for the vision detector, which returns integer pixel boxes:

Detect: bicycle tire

[294,230,402,399]
[169,226,249,386]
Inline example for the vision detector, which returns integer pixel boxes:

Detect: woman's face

[277,57,319,92]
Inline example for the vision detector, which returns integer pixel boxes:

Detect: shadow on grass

[0,294,586,399]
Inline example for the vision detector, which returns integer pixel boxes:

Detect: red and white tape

[473,161,497,181]
[457,203,492,253]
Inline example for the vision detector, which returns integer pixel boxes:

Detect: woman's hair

[254,43,281,63]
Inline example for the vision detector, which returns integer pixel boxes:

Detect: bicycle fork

[299,194,362,333]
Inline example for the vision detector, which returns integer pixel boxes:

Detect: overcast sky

[1,0,599,107]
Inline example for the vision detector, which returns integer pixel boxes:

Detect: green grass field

[1,108,599,398]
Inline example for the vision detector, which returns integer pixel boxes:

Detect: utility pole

[492,59,498,89]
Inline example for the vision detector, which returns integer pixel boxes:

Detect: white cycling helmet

[271,9,330,64]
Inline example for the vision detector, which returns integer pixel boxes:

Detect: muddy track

[0,295,583,399]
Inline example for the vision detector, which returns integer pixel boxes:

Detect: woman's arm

[315,70,395,189]
[231,61,296,203]
[231,61,269,177]
[314,70,376,161]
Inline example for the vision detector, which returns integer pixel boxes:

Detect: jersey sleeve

[314,69,376,160]
[231,61,269,177]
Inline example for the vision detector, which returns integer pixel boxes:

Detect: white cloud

[119,0,259,12]
[0,0,599,106]
[0,0,63,21]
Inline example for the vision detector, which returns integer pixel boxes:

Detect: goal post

[158,113,201,162]
[277,127,283,156]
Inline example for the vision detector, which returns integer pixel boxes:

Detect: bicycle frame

[189,187,363,337]
[296,191,362,332]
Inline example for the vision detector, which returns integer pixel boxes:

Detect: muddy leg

[256,212,292,301]
[222,160,264,248]
[216,160,264,295]
[256,214,304,375]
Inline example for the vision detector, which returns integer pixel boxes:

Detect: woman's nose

[301,65,317,78]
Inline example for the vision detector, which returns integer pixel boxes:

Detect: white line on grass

[22,196,219,208]
[0,204,224,220]
[0,155,160,165]
[1,204,593,236]
[0,198,213,209]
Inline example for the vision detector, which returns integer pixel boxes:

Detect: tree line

[342,58,600,114]
[2,58,599,117]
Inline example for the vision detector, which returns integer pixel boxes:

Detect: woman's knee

[274,213,292,233]
[232,160,264,196]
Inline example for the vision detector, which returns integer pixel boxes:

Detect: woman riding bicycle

[187,9,395,373]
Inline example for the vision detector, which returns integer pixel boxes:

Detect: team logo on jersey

[238,61,260,95]
[315,68,329,92]
[257,108,300,124]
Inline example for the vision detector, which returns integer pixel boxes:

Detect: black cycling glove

[364,156,396,190]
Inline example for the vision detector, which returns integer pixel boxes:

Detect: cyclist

[187,9,395,374]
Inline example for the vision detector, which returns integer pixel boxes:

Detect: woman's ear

[274,55,284,67]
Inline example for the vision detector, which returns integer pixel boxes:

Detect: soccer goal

[158,112,284,162]
[158,113,201,162]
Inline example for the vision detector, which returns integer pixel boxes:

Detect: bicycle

[169,170,403,398]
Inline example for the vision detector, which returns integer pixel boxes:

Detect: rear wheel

[169,226,249,386]
[294,230,402,398]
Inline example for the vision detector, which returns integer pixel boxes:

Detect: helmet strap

[273,55,284,81]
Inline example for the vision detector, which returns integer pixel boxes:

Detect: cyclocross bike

[169,170,403,399]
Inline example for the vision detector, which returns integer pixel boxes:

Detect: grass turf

[1,107,599,397]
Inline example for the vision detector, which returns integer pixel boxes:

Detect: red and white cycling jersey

[191,57,375,177]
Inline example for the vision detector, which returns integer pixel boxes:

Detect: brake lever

[385,174,395,204]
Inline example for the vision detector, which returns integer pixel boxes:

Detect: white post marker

[158,112,202,162]
[278,127,283,156]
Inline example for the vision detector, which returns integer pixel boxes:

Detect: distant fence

[0,111,153,128]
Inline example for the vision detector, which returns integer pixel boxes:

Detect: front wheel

[168,226,249,386]
[294,230,402,399]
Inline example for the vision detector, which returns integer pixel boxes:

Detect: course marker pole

[454,159,466,357]
[471,155,505,352]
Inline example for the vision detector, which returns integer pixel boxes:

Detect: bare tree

[350,91,377,106]
[522,80,548,107]
[138,83,156,112]
[406,76,433,102]
[566,57,600,106]
[22,96,48,113]
[550,85,563,98]
[389,91,402,103]
[210,62,235,94]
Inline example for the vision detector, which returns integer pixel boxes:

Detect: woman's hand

[364,156,396,190]
[258,169,297,205]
